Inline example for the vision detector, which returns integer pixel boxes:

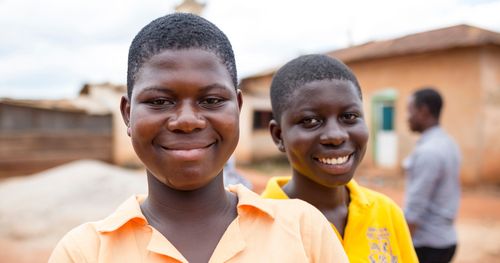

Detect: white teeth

[319,155,350,165]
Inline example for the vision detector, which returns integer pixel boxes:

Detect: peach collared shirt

[49,184,348,263]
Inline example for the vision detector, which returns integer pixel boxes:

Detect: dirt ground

[0,162,499,263]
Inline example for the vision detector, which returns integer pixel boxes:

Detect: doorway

[372,89,397,168]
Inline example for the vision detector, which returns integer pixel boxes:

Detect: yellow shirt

[49,184,348,263]
[262,177,419,263]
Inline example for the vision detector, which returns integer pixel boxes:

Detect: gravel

[0,159,147,245]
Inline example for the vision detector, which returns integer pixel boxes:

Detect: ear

[120,96,131,137]
[269,119,285,152]
[236,89,243,112]
[421,104,431,116]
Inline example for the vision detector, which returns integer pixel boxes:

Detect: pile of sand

[0,159,147,246]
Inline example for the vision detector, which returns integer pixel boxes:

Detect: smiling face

[270,79,368,187]
[121,49,242,190]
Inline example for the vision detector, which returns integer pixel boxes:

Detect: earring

[278,143,285,152]
[127,123,131,136]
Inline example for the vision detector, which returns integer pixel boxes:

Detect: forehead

[146,49,226,74]
[286,79,361,108]
[132,49,234,96]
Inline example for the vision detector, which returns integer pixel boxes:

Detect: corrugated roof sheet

[328,24,500,63]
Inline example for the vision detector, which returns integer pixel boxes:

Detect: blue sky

[1,0,499,99]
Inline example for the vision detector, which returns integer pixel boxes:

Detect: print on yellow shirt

[367,227,398,263]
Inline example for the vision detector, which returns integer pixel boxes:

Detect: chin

[159,173,210,191]
[307,175,349,189]
[174,184,205,191]
[169,178,211,191]
[325,173,354,187]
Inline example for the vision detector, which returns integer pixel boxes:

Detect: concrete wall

[81,84,142,167]
[236,89,279,163]
[0,103,112,177]
[349,47,484,184]
[478,46,500,183]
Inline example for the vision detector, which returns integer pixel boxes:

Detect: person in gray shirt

[403,87,461,263]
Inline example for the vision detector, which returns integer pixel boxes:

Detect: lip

[162,141,214,150]
[160,142,215,161]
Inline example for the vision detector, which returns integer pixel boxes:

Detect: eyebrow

[297,102,363,111]
[139,86,174,95]
[139,83,232,95]
[201,83,233,93]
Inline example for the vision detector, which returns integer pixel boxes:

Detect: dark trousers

[415,244,457,263]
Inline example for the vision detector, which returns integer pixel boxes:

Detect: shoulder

[349,183,413,240]
[49,222,101,262]
[351,182,405,218]
[232,185,348,262]
[420,128,458,152]
[65,221,102,245]
[412,144,442,164]
[361,186,397,206]
[232,184,329,228]
[267,197,324,219]
[261,198,347,262]
[49,195,144,262]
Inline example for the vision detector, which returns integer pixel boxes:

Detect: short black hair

[127,13,237,98]
[270,54,362,122]
[413,87,443,119]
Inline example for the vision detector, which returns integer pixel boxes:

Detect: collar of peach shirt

[96,185,276,233]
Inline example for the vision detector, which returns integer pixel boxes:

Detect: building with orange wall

[237,24,500,185]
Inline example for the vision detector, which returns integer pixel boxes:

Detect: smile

[162,141,214,151]
[315,154,352,165]
[160,142,215,161]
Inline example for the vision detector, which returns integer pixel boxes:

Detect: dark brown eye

[342,113,359,122]
[301,117,322,128]
[150,99,173,105]
[200,98,223,105]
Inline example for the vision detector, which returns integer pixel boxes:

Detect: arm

[404,151,442,231]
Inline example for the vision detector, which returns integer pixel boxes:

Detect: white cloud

[0,0,499,99]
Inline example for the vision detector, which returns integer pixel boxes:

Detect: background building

[0,83,142,177]
[237,24,500,185]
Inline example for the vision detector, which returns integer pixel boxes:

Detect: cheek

[131,111,162,141]
[214,108,240,141]
[222,119,240,145]
[284,130,314,159]
[354,123,369,148]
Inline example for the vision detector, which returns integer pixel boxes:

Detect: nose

[319,119,348,146]
[167,102,206,133]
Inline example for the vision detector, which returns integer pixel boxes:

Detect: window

[252,110,273,130]
[381,105,394,131]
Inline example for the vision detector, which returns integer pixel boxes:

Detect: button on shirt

[403,126,461,248]
[49,184,348,263]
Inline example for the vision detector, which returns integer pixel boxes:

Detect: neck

[422,121,439,133]
[142,171,235,223]
[283,172,350,210]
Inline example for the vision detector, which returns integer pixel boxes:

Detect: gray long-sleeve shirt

[403,126,461,248]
